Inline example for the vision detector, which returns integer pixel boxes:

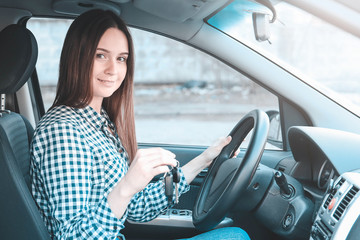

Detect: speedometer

[317,160,334,189]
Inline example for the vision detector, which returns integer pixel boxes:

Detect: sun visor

[133,0,208,22]
[52,0,121,16]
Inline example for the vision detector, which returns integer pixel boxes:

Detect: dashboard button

[328,198,336,210]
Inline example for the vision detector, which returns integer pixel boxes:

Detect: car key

[164,171,173,205]
[172,165,180,204]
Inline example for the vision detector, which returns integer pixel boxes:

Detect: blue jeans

[178,227,250,240]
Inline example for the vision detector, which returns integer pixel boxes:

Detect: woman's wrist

[182,136,231,184]
[116,175,137,199]
[182,154,208,184]
[107,178,135,219]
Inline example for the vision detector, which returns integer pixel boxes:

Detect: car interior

[1,0,360,240]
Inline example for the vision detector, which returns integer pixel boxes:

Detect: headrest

[0,24,38,94]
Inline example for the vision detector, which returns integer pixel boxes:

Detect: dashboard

[311,172,360,240]
[129,126,360,240]
[286,126,360,239]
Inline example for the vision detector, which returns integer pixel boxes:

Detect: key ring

[162,160,179,178]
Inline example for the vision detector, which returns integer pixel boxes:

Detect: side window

[27,18,281,149]
[27,18,72,110]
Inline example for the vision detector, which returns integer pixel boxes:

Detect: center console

[310,172,360,240]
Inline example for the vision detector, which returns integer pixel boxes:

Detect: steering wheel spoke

[203,158,240,212]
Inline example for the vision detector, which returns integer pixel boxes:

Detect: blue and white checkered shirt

[30,105,190,239]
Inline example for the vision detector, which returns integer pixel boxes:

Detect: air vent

[333,185,359,221]
[323,178,345,209]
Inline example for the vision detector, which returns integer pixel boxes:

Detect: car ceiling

[0,0,229,41]
[4,0,360,17]
[2,0,360,39]
[3,0,222,17]
[284,0,360,38]
[335,0,360,13]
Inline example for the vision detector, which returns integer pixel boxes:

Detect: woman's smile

[97,78,116,86]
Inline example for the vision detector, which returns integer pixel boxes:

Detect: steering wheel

[192,109,270,231]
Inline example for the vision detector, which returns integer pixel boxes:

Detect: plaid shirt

[30,105,190,239]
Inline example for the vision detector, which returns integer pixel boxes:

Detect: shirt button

[113,226,118,230]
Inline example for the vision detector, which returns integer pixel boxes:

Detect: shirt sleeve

[31,121,125,239]
[127,168,190,222]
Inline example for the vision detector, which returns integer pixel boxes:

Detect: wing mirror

[266,110,282,148]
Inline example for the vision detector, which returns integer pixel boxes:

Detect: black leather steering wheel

[192,109,270,231]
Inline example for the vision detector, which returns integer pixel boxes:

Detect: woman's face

[90,27,129,108]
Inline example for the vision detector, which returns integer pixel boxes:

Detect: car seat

[0,24,51,239]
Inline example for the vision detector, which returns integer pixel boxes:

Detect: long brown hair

[52,9,137,161]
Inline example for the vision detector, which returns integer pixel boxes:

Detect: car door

[26,18,309,240]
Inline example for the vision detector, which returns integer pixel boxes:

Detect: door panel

[123,143,292,239]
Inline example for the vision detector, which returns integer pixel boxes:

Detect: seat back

[0,24,51,239]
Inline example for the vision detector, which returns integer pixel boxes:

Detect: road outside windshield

[208,0,360,115]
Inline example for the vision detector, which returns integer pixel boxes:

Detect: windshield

[208,0,360,116]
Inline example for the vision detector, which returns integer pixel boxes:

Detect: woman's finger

[138,153,177,169]
[152,165,172,176]
[217,135,232,148]
[135,148,176,160]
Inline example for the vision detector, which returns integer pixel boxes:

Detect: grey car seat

[0,24,51,239]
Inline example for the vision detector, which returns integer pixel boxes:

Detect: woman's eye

[118,56,126,62]
[96,53,105,59]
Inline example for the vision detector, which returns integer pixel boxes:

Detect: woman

[30,9,250,240]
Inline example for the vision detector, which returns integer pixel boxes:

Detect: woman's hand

[108,148,177,218]
[200,136,233,168]
[182,136,233,184]
[121,148,178,196]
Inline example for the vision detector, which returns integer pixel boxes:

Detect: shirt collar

[71,105,127,160]
[72,105,111,130]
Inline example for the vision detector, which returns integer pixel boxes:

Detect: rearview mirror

[252,12,271,42]
[251,0,277,43]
